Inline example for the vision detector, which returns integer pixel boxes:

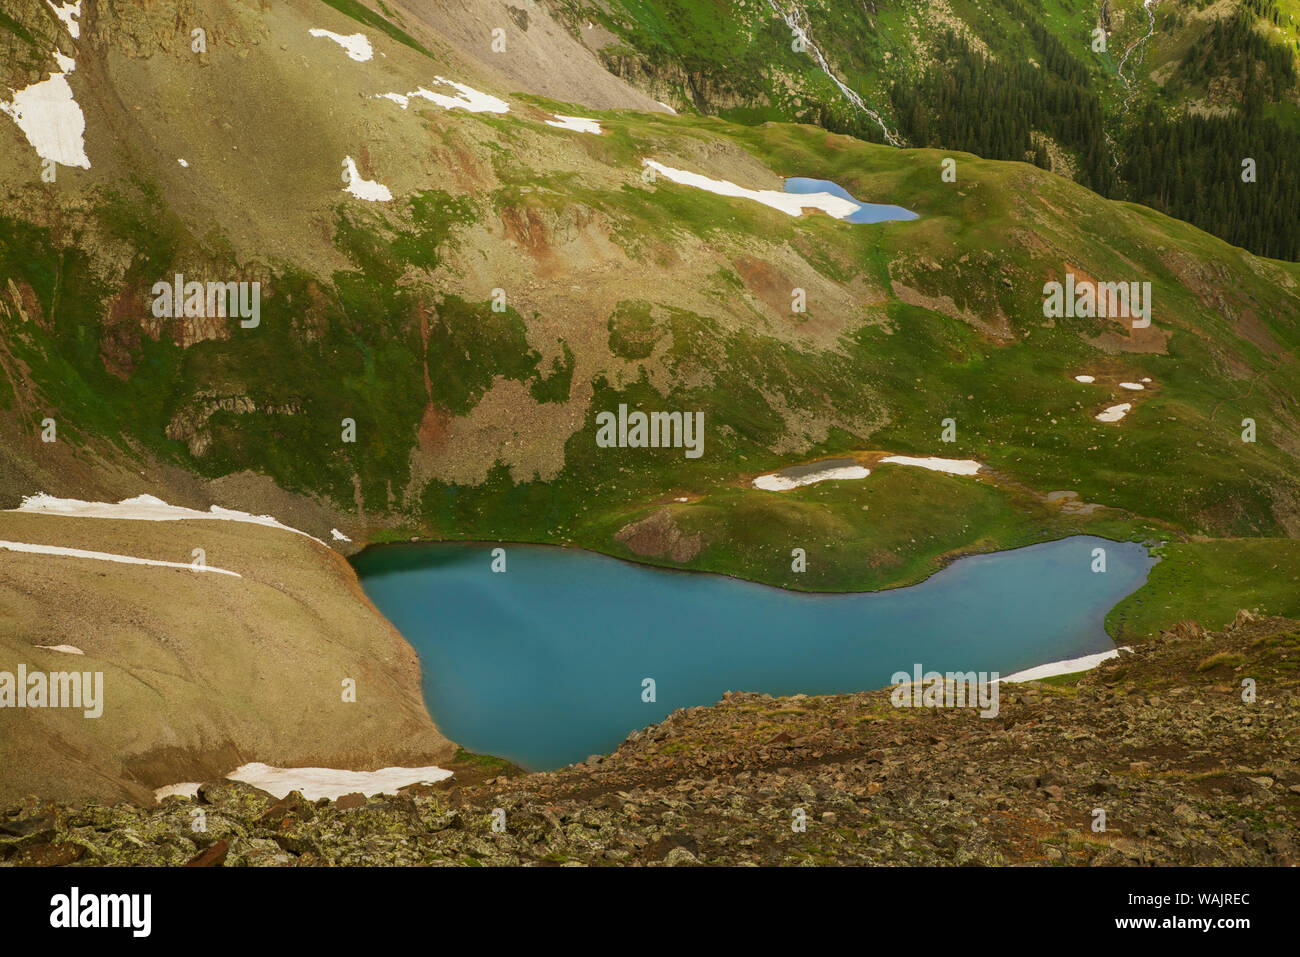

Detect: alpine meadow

[0,0,1297,908]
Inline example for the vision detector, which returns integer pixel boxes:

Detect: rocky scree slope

[3,612,1296,866]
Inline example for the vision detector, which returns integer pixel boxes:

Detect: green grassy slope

[0,0,1297,641]
[550,0,1300,259]
[1108,538,1300,638]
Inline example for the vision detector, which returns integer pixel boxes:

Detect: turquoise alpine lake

[352,536,1153,771]
[784,176,919,223]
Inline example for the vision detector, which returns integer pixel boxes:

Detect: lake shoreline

[355,536,1155,770]
[351,531,1158,603]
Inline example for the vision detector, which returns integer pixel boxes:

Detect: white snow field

[1095,403,1132,423]
[0,540,242,577]
[377,78,510,114]
[342,155,392,202]
[0,50,90,170]
[642,160,865,220]
[308,28,373,61]
[546,114,602,134]
[753,465,871,491]
[879,456,984,476]
[11,494,328,545]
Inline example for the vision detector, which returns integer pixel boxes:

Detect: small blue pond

[784,176,918,223]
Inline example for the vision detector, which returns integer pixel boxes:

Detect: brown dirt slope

[0,511,454,806]
[390,0,668,112]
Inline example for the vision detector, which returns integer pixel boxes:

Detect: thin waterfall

[764,0,903,146]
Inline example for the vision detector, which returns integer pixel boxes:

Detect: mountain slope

[0,0,1298,601]
[389,0,670,111]
[547,0,1300,259]
[0,507,455,806]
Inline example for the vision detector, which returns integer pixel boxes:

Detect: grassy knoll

[576,466,1166,592]
[1107,539,1300,640]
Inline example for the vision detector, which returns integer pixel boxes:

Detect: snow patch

[998,647,1132,683]
[227,762,453,801]
[880,455,983,476]
[0,50,90,170]
[330,528,351,542]
[10,493,328,546]
[642,159,864,220]
[154,782,201,801]
[46,1,81,39]
[1073,374,1095,383]
[35,644,84,655]
[1096,403,1132,423]
[308,28,373,61]
[342,155,392,202]
[545,114,602,134]
[177,158,189,168]
[376,78,510,114]
[753,465,870,492]
[0,540,242,577]
[1119,381,1145,391]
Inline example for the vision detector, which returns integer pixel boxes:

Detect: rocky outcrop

[598,50,766,114]
[165,392,303,457]
[615,507,701,562]
[5,615,1296,865]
